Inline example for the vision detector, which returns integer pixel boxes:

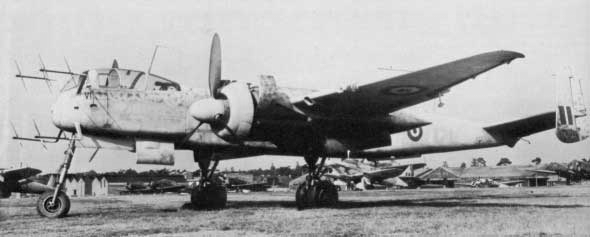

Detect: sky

[1,0,589,173]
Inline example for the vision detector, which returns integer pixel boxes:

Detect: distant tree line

[230,162,306,177]
[65,168,189,178]
[63,164,306,179]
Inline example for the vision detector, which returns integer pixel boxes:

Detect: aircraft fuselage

[50,82,507,161]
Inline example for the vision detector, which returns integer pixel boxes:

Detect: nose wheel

[37,191,70,218]
[296,156,339,209]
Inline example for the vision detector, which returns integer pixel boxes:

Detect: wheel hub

[44,198,61,213]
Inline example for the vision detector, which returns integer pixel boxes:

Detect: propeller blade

[209,33,222,98]
[112,59,119,69]
[180,121,204,145]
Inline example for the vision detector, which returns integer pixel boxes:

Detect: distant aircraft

[120,179,186,194]
[531,160,590,183]
[324,159,426,190]
[12,34,588,217]
[468,178,525,188]
[0,167,54,198]
[226,179,271,192]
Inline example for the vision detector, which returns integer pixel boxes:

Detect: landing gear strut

[190,151,227,209]
[37,138,75,218]
[296,156,338,209]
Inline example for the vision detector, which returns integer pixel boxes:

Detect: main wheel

[36,191,70,218]
[296,180,339,209]
[190,184,227,209]
[314,180,338,207]
[295,182,311,210]
[0,182,10,198]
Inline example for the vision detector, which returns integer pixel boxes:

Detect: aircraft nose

[51,92,76,130]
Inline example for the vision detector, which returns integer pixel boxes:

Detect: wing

[365,167,407,180]
[230,183,271,190]
[292,51,524,117]
[157,185,186,192]
[1,167,42,181]
[500,180,525,185]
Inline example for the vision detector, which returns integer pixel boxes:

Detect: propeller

[209,33,222,98]
[191,33,228,126]
[186,33,254,142]
[183,33,228,143]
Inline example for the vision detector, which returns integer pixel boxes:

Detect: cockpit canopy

[64,68,181,93]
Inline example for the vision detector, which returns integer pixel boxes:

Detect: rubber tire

[36,191,70,218]
[296,180,339,209]
[295,182,310,210]
[0,182,10,198]
[314,180,339,207]
[191,184,227,209]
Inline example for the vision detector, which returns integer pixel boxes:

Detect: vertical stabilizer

[555,68,589,143]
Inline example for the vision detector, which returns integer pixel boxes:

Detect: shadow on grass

[59,192,587,218]
[179,196,587,210]
[330,200,586,209]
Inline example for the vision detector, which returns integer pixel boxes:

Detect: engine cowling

[189,81,254,142]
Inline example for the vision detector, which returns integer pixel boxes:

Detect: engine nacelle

[18,181,54,194]
[215,82,255,141]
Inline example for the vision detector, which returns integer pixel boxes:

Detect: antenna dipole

[145,45,165,89]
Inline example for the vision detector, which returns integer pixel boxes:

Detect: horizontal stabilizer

[484,112,555,147]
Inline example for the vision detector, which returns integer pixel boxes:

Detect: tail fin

[555,69,589,143]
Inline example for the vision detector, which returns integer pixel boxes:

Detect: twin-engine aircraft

[0,167,54,198]
[323,159,426,190]
[13,33,588,218]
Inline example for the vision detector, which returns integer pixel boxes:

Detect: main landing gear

[190,151,227,209]
[37,138,75,218]
[296,156,338,210]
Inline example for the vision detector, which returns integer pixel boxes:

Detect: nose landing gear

[296,156,338,209]
[37,138,75,218]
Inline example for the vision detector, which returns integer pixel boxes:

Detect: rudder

[555,69,589,143]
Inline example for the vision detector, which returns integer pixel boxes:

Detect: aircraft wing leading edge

[292,51,525,117]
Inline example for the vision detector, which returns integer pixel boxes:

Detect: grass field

[1,185,590,236]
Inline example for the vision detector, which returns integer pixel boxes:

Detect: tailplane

[555,69,589,143]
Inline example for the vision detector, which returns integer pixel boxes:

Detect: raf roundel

[407,127,423,142]
[381,85,424,95]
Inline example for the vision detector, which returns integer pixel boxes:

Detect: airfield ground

[1,185,590,236]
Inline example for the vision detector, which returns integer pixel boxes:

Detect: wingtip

[499,50,525,59]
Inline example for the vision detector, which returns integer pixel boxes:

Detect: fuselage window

[107,70,121,88]
[98,74,109,88]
